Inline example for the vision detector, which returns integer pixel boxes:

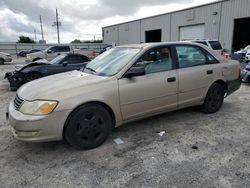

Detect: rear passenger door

[175,45,214,108]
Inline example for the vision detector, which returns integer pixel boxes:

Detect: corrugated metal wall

[103,0,250,52]
[220,0,250,52]
[170,3,221,41]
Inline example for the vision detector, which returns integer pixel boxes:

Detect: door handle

[207,70,213,75]
[167,77,176,82]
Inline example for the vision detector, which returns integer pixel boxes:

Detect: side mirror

[62,61,68,66]
[47,50,52,54]
[123,67,145,78]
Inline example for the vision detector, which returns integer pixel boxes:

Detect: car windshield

[50,55,66,65]
[84,47,141,76]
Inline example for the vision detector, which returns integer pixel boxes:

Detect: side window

[133,47,173,74]
[209,41,222,50]
[67,55,82,64]
[176,46,206,68]
[81,56,90,62]
[49,47,58,53]
[58,46,70,52]
[203,50,220,64]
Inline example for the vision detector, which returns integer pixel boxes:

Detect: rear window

[209,41,222,50]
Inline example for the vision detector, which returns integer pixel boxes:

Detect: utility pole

[40,15,44,41]
[56,8,60,44]
[34,29,37,42]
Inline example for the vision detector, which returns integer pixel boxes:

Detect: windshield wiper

[85,67,96,73]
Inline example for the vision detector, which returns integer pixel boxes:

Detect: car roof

[118,41,208,48]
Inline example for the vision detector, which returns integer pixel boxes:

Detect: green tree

[71,39,82,43]
[17,36,35,43]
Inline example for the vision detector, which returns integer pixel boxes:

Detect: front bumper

[7,100,71,142]
[4,71,24,90]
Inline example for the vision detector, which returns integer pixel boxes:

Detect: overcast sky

[0,0,218,43]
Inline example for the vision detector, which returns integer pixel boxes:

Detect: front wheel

[201,83,225,113]
[64,104,112,150]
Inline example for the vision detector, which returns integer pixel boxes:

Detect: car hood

[17,70,112,101]
[17,61,50,71]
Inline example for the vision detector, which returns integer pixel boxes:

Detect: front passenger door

[118,46,178,120]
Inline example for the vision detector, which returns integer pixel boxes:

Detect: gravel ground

[0,59,250,188]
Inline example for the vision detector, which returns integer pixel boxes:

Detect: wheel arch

[213,80,228,93]
[63,101,116,139]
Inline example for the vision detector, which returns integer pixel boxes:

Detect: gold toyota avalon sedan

[7,42,241,150]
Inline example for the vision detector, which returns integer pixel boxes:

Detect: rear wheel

[23,73,42,83]
[201,83,225,113]
[64,104,112,150]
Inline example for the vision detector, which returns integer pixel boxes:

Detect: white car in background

[0,52,12,64]
[235,45,250,56]
[190,39,231,59]
[190,39,223,54]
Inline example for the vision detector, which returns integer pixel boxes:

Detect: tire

[0,58,4,65]
[64,104,112,150]
[201,83,225,113]
[23,73,42,83]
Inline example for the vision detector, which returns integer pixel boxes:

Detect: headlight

[19,100,58,115]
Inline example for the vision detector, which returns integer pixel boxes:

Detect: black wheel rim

[207,87,223,111]
[25,74,40,82]
[75,111,106,145]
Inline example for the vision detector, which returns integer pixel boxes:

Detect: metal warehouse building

[102,0,250,52]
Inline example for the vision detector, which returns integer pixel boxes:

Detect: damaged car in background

[5,53,90,90]
[7,42,241,150]
[241,62,250,83]
[0,51,12,64]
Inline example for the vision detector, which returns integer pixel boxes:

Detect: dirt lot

[0,59,250,188]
